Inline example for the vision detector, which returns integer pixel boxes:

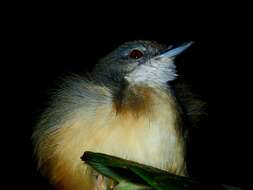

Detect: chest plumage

[33,82,186,189]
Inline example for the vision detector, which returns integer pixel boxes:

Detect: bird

[32,40,206,190]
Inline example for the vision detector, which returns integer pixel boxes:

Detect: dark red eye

[129,49,144,59]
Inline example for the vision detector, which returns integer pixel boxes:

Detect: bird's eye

[129,49,144,59]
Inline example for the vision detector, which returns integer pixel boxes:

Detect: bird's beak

[156,41,194,59]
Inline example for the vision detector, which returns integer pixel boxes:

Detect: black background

[6,4,252,190]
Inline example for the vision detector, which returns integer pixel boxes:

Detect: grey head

[93,40,193,87]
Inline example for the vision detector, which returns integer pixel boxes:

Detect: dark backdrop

[7,7,251,190]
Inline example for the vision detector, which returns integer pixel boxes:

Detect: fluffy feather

[32,76,188,189]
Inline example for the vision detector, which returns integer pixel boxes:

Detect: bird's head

[94,40,193,87]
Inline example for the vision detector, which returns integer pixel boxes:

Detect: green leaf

[81,151,244,190]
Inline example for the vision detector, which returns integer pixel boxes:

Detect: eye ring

[129,49,144,59]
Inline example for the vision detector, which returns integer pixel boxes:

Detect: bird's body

[32,41,204,190]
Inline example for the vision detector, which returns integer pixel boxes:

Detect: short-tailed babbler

[32,40,205,190]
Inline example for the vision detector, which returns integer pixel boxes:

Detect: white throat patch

[125,58,177,87]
